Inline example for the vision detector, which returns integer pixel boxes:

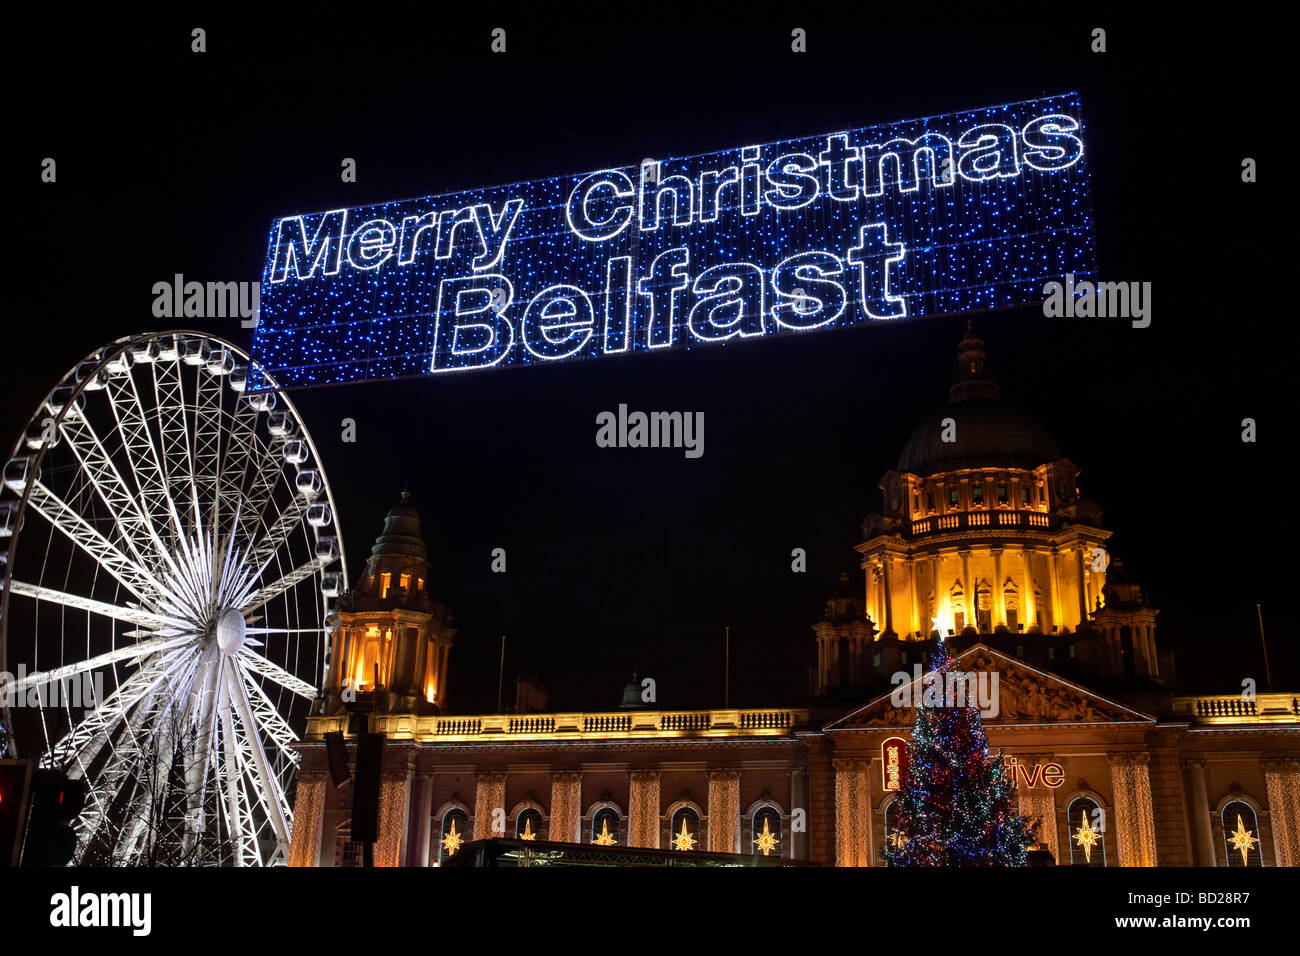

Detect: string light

[890,640,1032,866]
[253,93,1096,387]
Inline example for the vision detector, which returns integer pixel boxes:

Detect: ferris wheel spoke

[24,481,157,603]
[150,352,197,516]
[244,496,315,574]
[226,665,293,854]
[233,659,301,760]
[236,649,320,700]
[54,400,169,573]
[239,555,331,615]
[217,396,266,544]
[4,578,196,634]
[2,633,196,697]
[49,648,198,773]
[105,368,184,546]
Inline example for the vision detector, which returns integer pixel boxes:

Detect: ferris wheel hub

[214,607,247,654]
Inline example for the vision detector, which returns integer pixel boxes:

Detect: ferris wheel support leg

[225,663,293,857]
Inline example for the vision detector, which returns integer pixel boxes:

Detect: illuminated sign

[253,93,1095,387]
[882,736,908,791]
[1005,757,1066,789]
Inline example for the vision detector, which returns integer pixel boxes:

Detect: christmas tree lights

[890,640,1032,866]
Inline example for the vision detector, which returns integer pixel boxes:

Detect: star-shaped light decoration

[1228,814,1258,866]
[593,817,617,846]
[441,819,464,857]
[671,817,697,851]
[753,816,781,856]
[520,818,537,841]
[1073,809,1101,863]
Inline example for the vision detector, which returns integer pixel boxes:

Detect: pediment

[825,644,1154,730]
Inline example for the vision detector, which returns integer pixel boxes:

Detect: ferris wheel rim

[0,328,348,865]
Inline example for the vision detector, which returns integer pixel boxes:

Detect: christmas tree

[889,640,1032,866]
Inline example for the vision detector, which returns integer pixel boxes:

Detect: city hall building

[286,326,1300,868]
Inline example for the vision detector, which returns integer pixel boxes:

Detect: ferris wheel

[0,331,347,866]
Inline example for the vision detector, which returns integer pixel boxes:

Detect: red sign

[882,736,908,792]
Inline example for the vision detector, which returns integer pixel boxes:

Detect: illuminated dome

[896,323,1060,476]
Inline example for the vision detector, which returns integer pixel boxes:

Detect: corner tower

[323,490,456,715]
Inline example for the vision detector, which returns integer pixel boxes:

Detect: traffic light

[22,768,88,867]
[0,759,33,867]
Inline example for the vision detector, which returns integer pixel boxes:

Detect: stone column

[1264,759,1300,867]
[959,550,973,627]
[791,767,808,860]
[833,757,870,867]
[881,557,894,636]
[628,770,661,848]
[1184,760,1216,866]
[472,771,507,841]
[410,772,435,866]
[706,769,741,853]
[287,771,326,867]
[1109,752,1158,866]
[992,548,1005,628]
[1049,551,1063,631]
[1075,548,1089,623]
[1021,548,1036,628]
[549,771,583,843]
[908,558,919,637]
[374,770,412,867]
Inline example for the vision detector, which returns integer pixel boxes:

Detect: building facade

[287,326,1300,868]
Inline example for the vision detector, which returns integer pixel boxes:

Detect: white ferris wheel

[0,331,346,866]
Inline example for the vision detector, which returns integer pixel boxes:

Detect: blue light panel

[252,93,1096,387]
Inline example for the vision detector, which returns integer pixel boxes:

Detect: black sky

[8,10,1288,713]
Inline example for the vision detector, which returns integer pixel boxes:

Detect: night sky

[8,11,1286,715]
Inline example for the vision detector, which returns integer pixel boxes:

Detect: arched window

[669,806,701,851]
[1067,797,1106,866]
[1221,801,1262,867]
[590,806,621,845]
[515,807,544,842]
[976,580,993,633]
[884,799,903,866]
[438,808,470,864]
[1004,579,1019,631]
[950,581,966,632]
[750,805,783,857]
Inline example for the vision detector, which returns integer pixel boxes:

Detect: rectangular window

[400,573,411,591]
[1068,644,1076,659]
[1022,486,1031,505]
[927,493,936,512]
[972,485,984,505]
[380,572,391,599]
[901,652,908,665]
[1048,646,1056,660]
[417,577,424,591]
[912,494,920,514]
[997,484,1007,504]
[949,488,959,506]
[872,652,881,667]
[1015,645,1024,658]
